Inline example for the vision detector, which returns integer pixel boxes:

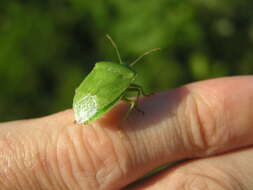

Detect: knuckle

[55,124,130,189]
[182,90,230,156]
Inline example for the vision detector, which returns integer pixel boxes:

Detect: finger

[126,146,253,190]
[97,75,253,188]
[1,76,253,190]
[0,111,76,190]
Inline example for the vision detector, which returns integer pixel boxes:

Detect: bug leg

[124,86,145,115]
[133,91,145,115]
[122,97,136,121]
[129,83,152,96]
[134,106,144,115]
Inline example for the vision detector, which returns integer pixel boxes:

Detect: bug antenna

[106,34,122,64]
[130,48,161,67]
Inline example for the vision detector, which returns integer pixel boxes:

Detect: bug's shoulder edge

[95,61,136,76]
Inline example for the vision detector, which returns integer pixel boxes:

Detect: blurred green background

[0,0,253,122]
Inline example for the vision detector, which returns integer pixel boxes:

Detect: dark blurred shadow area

[0,0,252,121]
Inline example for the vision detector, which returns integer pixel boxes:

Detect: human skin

[0,76,253,190]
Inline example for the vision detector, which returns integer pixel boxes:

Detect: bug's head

[106,34,160,67]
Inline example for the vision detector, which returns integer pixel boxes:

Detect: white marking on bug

[74,94,97,123]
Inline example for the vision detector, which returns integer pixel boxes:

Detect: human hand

[0,76,252,190]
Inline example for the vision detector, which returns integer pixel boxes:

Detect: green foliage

[0,0,253,121]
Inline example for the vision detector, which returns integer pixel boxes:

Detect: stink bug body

[73,35,159,124]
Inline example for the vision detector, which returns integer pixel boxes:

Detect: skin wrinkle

[83,125,108,189]
[221,92,251,150]
[81,126,99,174]
[111,145,131,189]
[28,150,42,190]
[169,90,199,159]
[188,83,242,155]
[80,125,102,189]
[152,127,170,161]
[0,137,16,188]
[31,141,44,189]
[140,126,174,173]
[113,132,141,189]
[0,135,20,189]
[65,131,83,189]
[86,122,128,189]
[250,94,253,125]
[88,126,106,171]
[56,130,72,190]
[184,173,229,190]
[65,126,89,189]
[0,154,22,189]
[175,163,224,190]
[126,92,187,175]
[122,117,150,180]
[229,88,253,148]
[120,133,135,169]
[56,125,73,190]
[186,87,226,157]
[77,122,123,189]
[135,131,148,163]
[35,148,52,189]
[93,127,125,189]
[219,157,247,190]
[238,158,253,189]
[126,133,146,184]
[173,110,189,159]
[206,92,237,155]
[9,167,21,189]
[43,128,59,190]
[15,137,36,190]
[140,97,173,157]
[2,77,253,189]
[26,132,45,189]
[183,175,210,190]
[39,131,60,189]
[157,88,191,161]
[65,127,85,190]
[0,178,8,190]
[187,92,210,155]
[81,125,105,188]
[149,129,161,157]
[177,94,195,157]
[114,134,140,188]
[215,97,230,151]
[90,123,101,144]
[172,101,190,159]
[114,130,137,183]
[212,168,244,190]
[23,134,41,189]
[182,159,246,190]
[142,132,156,168]
[91,124,113,173]
[225,171,245,190]
[11,135,34,189]
[45,129,65,190]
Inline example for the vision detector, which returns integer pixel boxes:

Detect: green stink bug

[73,35,159,124]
